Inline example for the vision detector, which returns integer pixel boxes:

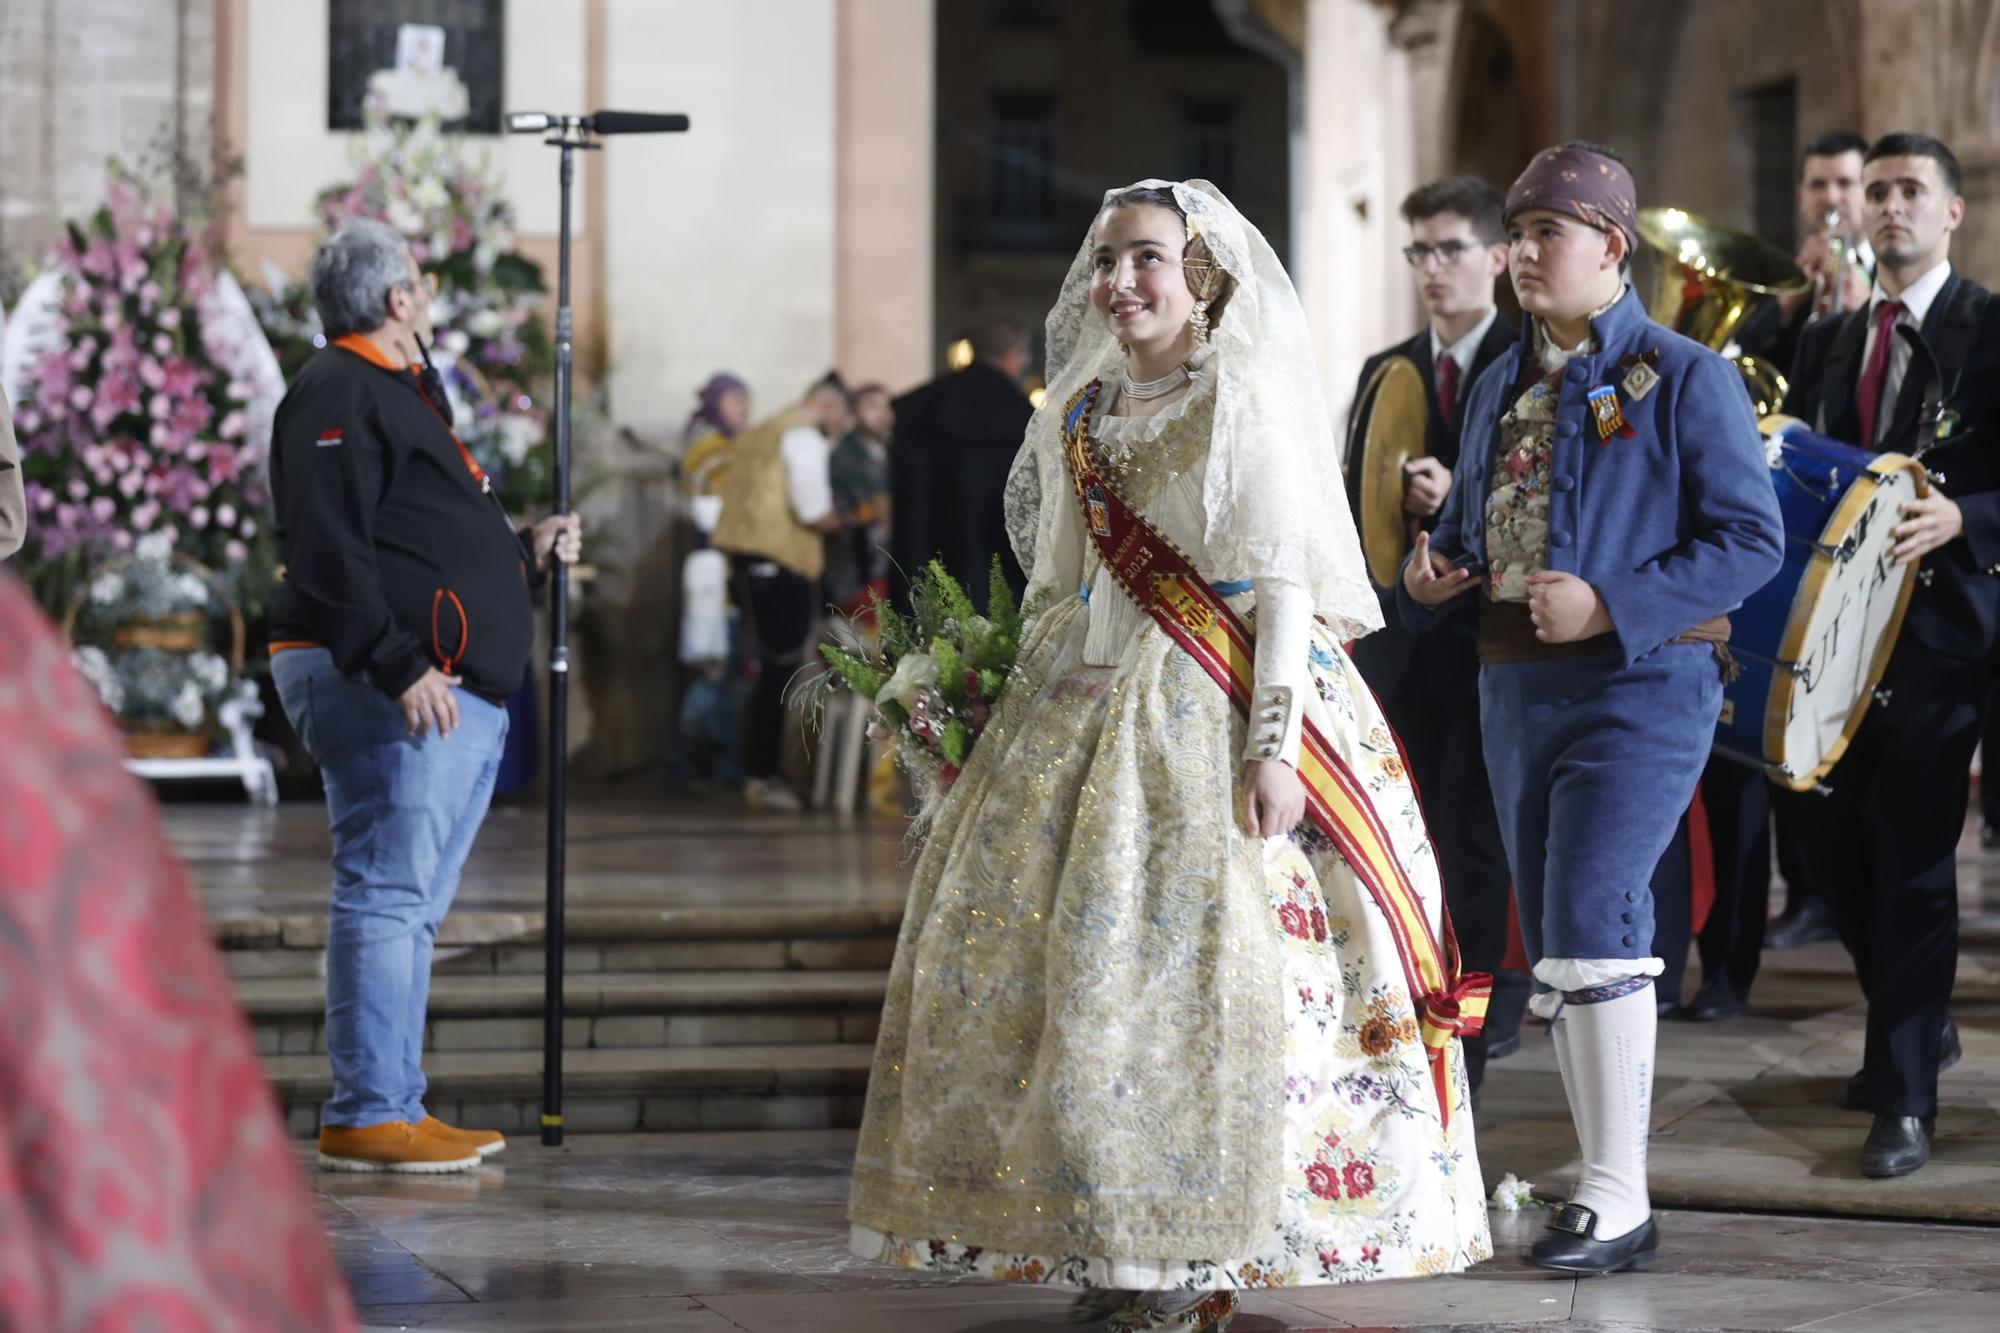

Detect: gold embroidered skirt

[849,595,1492,1290]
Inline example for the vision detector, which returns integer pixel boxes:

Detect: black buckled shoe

[1524,1203,1659,1275]
[1860,1114,1934,1178]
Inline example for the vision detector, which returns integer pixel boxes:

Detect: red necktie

[1436,353,1461,428]
[1857,298,1905,453]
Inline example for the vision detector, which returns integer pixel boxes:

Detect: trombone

[1809,208,1869,324]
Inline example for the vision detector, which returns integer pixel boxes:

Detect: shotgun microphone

[505,110,690,135]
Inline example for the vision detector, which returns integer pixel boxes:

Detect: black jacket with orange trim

[268,340,540,704]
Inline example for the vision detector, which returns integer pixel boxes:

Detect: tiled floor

[325,1130,2000,1332]
[170,790,2000,1328]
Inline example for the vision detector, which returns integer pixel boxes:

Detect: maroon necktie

[1856,298,1905,453]
[1435,353,1461,428]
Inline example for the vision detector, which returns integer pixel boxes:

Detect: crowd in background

[665,317,1034,813]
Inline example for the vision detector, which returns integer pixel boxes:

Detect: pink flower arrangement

[12,171,275,607]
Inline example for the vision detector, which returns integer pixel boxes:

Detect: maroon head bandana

[1504,144,1639,252]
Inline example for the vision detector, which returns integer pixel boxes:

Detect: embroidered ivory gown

[849,362,1493,1291]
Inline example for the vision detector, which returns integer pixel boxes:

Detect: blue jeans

[273,648,508,1128]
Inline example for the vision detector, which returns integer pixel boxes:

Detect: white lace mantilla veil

[1002,177,1382,641]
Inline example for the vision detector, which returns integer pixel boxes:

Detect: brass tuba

[1635,207,1810,416]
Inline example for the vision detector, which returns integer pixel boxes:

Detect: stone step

[213,905,903,979]
[238,969,889,1056]
[264,1042,876,1138]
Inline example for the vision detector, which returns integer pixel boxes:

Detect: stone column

[1301,0,1431,424]
[834,0,934,392]
[0,0,212,274]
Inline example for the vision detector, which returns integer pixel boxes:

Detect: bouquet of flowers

[8,169,283,616]
[255,104,555,514]
[819,558,1040,813]
[67,533,246,752]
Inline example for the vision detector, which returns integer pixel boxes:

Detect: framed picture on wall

[327,0,506,134]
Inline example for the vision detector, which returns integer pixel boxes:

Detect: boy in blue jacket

[1400,143,1784,1274]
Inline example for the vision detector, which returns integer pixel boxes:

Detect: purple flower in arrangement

[69,386,94,413]
[224,539,247,564]
[158,307,181,331]
[36,353,75,405]
[160,359,202,398]
[93,377,142,429]
[170,396,214,437]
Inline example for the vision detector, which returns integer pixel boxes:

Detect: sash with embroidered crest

[1060,380,1490,1127]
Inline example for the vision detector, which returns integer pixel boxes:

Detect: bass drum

[1345,355,1431,591]
[1717,416,1926,790]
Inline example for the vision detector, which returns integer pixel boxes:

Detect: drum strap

[1059,379,1490,1129]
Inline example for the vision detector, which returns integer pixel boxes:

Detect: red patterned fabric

[0,578,354,1331]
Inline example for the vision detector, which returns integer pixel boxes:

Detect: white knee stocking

[1554,979,1656,1241]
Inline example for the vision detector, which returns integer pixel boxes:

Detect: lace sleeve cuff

[1246,578,1312,767]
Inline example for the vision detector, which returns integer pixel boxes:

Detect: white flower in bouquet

[467,308,506,339]
[386,197,424,235]
[496,413,540,465]
[410,175,450,211]
[188,651,229,692]
[1489,1173,1539,1213]
[72,646,119,713]
[171,681,205,728]
[134,531,174,564]
[91,573,126,606]
[876,651,940,714]
[176,572,210,605]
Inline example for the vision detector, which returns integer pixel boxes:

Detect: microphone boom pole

[510,108,688,1147]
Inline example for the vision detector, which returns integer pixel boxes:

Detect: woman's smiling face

[1089,203,1198,346]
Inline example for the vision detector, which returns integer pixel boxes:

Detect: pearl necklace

[1121,361,1192,400]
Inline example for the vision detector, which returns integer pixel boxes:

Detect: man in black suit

[1784,132,2000,1177]
[888,316,1034,614]
[1346,176,1522,1095]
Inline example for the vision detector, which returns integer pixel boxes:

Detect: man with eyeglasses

[1346,176,1522,1099]
[266,219,581,1173]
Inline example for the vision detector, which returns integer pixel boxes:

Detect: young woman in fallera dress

[847,179,1492,1333]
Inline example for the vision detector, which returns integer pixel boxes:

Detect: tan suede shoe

[417,1114,506,1158]
[317,1121,480,1173]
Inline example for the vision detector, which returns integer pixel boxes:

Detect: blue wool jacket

[1396,287,1784,664]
